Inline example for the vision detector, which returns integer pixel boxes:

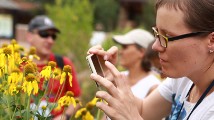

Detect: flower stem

[45,81,66,119]
[96,109,101,120]
[6,96,12,119]
[11,95,18,120]
[25,94,30,119]
[11,105,17,120]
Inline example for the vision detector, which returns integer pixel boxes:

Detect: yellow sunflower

[55,91,76,111]
[22,73,39,96]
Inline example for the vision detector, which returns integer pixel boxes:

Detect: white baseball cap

[113,29,154,48]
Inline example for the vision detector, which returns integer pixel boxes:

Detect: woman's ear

[208,32,214,52]
[211,32,214,41]
[141,48,148,60]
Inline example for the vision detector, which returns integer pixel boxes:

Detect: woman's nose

[152,39,164,52]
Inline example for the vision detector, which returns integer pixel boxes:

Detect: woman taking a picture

[88,0,214,119]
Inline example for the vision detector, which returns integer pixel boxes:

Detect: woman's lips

[159,58,167,64]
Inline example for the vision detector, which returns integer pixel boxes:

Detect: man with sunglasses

[26,15,81,120]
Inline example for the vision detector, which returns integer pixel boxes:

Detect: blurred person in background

[145,41,166,80]
[112,29,161,99]
[101,29,161,120]
[26,15,81,120]
[89,23,107,47]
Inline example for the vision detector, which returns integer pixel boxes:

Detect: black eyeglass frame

[152,27,212,48]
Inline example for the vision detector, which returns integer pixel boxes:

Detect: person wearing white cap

[113,28,161,100]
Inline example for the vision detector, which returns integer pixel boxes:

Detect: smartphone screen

[93,54,106,77]
[86,54,107,87]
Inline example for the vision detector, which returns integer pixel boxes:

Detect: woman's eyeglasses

[152,27,212,48]
[37,31,57,40]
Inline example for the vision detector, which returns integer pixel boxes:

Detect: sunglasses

[152,27,212,48]
[37,31,57,40]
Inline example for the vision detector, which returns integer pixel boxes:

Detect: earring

[210,50,214,53]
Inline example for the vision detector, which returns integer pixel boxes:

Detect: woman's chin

[162,70,183,78]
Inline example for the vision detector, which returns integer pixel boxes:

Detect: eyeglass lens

[152,27,167,47]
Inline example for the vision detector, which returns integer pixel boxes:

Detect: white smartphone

[86,54,107,88]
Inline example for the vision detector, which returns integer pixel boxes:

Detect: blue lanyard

[176,80,214,120]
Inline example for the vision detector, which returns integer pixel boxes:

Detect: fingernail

[105,61,110,65]
[89,50,95,53]
[91,73,96,78]
[96,102,101,106]
[104,55,108,60]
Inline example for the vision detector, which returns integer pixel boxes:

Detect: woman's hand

[87,45,118,65]
[87,45,119,82]
[90,61,143,120]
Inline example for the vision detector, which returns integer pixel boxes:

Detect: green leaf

[31,89,45,105]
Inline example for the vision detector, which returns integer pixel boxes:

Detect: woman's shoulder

[143,73,161,84]
[164,77,192,86]
[158,77,193,102]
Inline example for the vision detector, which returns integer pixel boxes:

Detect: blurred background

[0,0,156,105]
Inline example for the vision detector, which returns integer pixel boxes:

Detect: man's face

[28,29,58,57]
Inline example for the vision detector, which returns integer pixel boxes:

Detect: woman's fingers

[105,61,128,89]
[96,91,116,106]
[104,70,114,82]
[87,45,106,56]
[106,46,118,57]
[87,45,118,64]
[96,91,141,120]
[87,45,106,55]
[96,91,121,120]
[90,62,142,120]
[90,73,119,98]
[87,45,103,54]
[105,46,118,64]
[96,100,117,119]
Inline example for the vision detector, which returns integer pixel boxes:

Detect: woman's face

[152,6,210,78]
[119,44,144,69]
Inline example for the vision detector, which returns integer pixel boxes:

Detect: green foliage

[46,0,93,71]
[24,0,55,4]
[101,33,115,51]
[102,28,133,51]
[141,0,156,31]
[92,0,119,32]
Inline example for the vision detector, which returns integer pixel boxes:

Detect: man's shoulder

[54,54,74,65]
[53,54,64,69]
[50,53,74,68]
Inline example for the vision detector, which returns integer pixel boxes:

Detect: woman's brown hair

[155,0,214,31]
